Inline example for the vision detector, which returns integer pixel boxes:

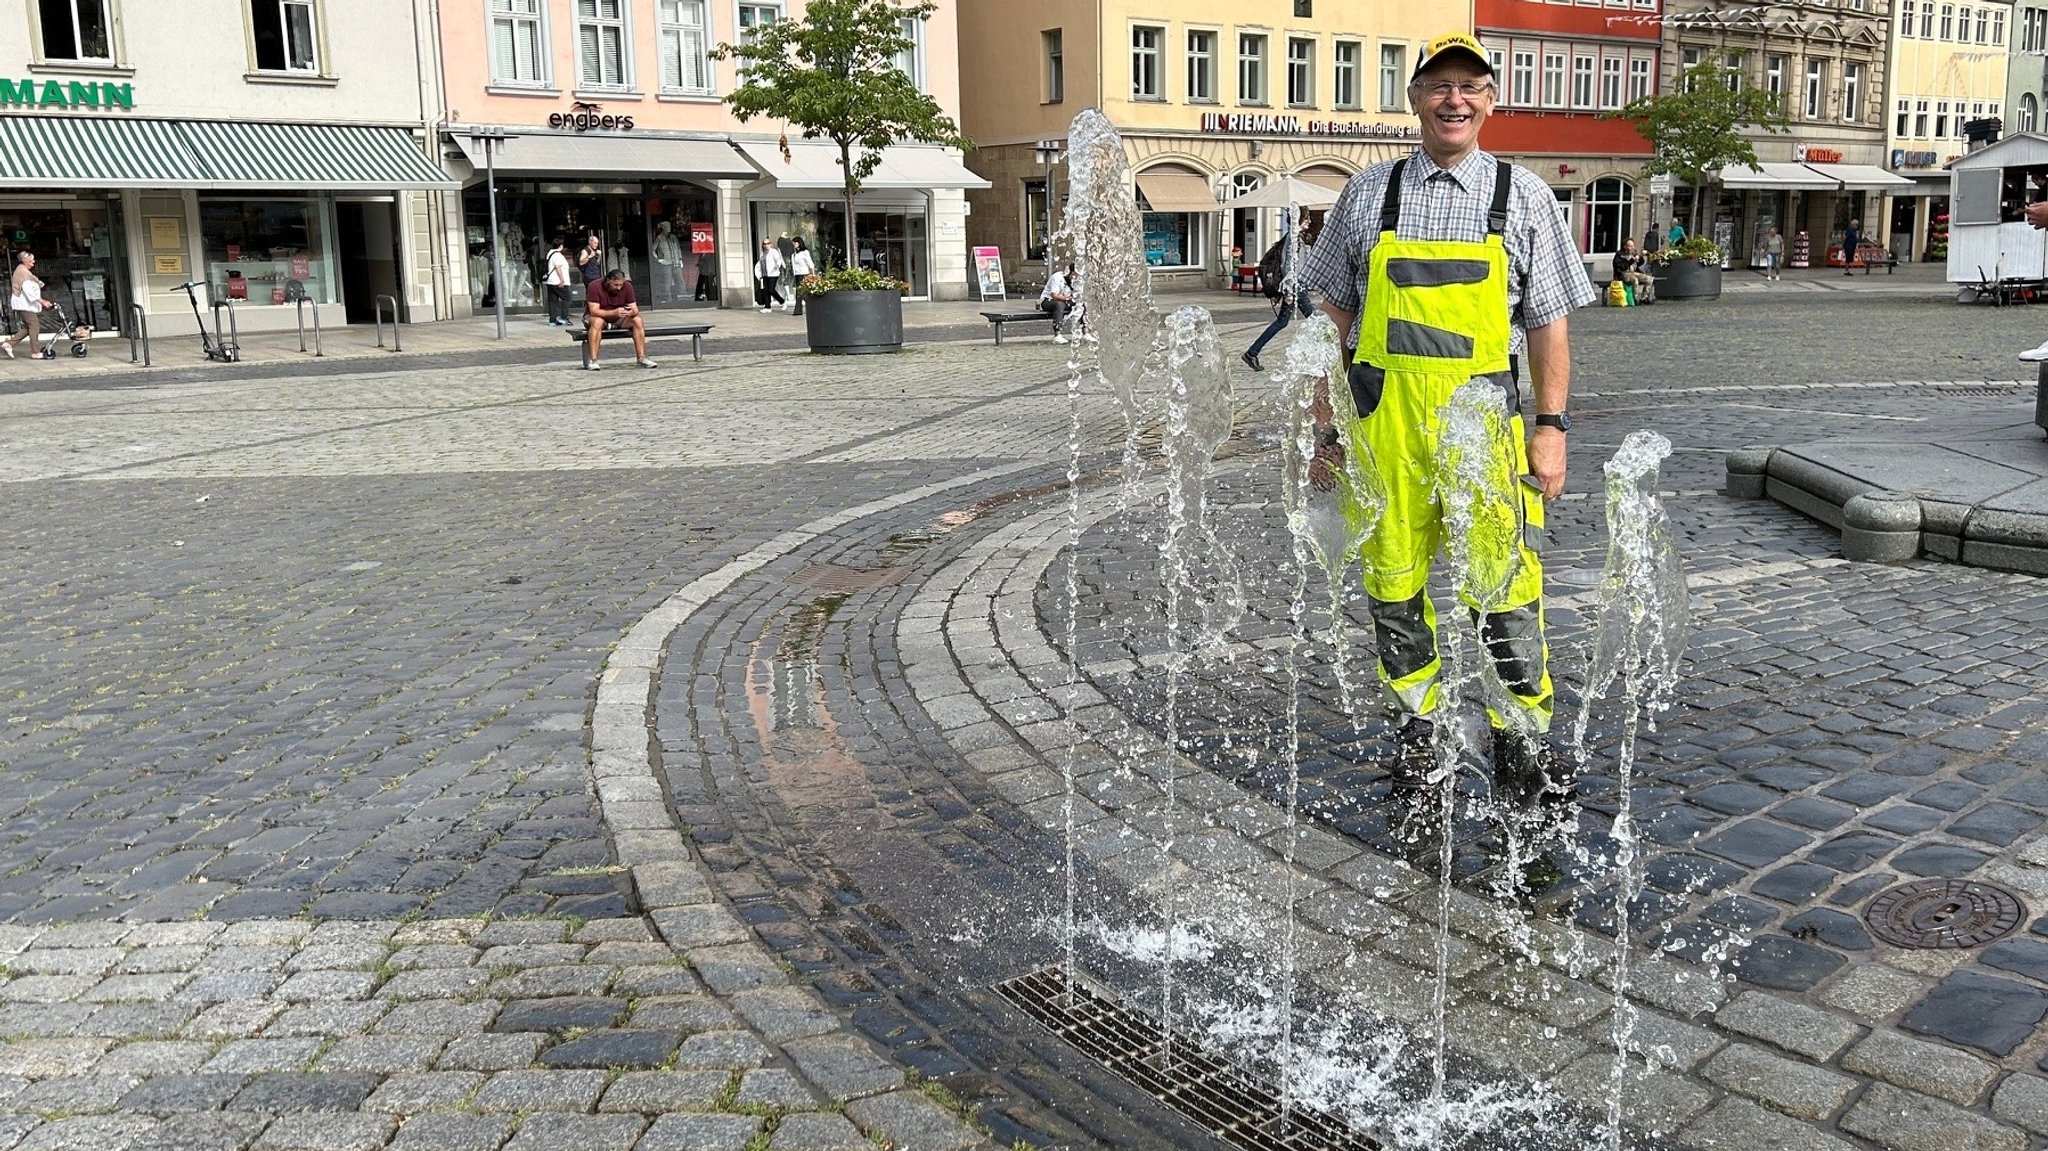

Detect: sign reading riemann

[0,79,135,109]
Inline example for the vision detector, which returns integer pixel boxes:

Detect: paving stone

[182,1001,284,1040]
[81,1004,201,1040]
[127,1112,268,1151]
[727,987,840,1043]
[1701,1042,1856,1120]
[1547,1053,1714,1135]
[1981,937,2048,983]
[470,1069,610,1112]
[377,970,491,1001]
[1806,831,1902,873]
[537,1029,680,1070]
[362,1071,485,1114]
[1781,908,1871,951]
[1675,1096,1857,1151]
[1838,1082,2028,1151]
[1714,991,1863,1061]
[781,1035,904,1102]
[490,998,627,1033]
[1696,821,1814,869]
[181,973,285,1004]
[262,1002,387,1037]
[435,1034,545,1073]
[635,1114,762,1151]
[1891,843,1993,877]
[202,1038,324,1074]
[229,1072,381,1112]
[686,943,785,996]
[607,965,701,998]
[1991,1072,2048,1136]
[1817,964,1926,1020]
[1948,804,2039,847]
[83,975,191,1004]
[500,1114,646,1151]
[671,1030,775,1071]
[0,1038,112,1077]
[597,1069,729,1113]
[5,948,124,978]
[1901,970,2048,1056]
[12,1073,142,1114]
[115,1074,250,1114]
[374,1002,500,1036]
[386,946,479,972]
[316,1035,446,1074]
[767,1113,869,1151]
[733,1068,819,1111]
[274,970,379,1002]
[0,975,100,1003]
[1867,805,1946,835]
[385,1114,516,1151]
[14,1115,159,1151]
[1730,935,1844,991]
[487,966,612,999]
[624,996,739,1033]
[0,1118,37,1151]
[1840,1030,1998,1105]
[283,944,386,973]
[250,1114,397,1151]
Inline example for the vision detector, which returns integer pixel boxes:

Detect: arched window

[2021,92,2039,134]
[1584,176,1636,253]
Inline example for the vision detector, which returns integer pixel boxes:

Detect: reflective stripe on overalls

[1351,157,1553,733]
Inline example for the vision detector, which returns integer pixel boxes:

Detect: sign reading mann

[0,79,135,108]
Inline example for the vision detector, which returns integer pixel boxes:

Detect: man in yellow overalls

[1299,33,1597,851]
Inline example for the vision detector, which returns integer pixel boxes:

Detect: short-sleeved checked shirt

[1300,148,1596,357]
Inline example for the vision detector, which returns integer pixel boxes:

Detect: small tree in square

[1606,59,1791,239]
[714,0,970,272]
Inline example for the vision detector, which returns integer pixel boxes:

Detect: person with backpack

[1240,214,1317,372]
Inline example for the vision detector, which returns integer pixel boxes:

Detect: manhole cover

[996,967,1380,1151]
[1865,879,2027,949]
[785,562,906,592]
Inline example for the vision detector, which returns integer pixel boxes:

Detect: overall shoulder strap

[1377,158,1410,234]
[1487,161,1512,236]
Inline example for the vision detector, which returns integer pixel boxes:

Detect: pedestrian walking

[1667,219,1686,248]
[1764,227,1784,281]
[788,238,815,317]
[577,232,605,317]
[1300,30,1596,881]
[543,237,574,326]
[3,250,51,360]
[1842,219,1861,276]
[1241,215,1318,371]
[754,240,785,313]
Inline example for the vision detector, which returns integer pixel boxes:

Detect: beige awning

[1297,168,1354,193]
[452,131,758,180]
[1716,162,1844,191]
[1803,163,1916,190]
[733,140,988,189]
[1135,169,1223,212]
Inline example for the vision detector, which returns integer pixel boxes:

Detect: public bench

[1857,244,1899,274]
[981,309,1055,346]
[569,322,712,367]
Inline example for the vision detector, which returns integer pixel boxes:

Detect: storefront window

[646,183,717,306]
[0,201,127,331]
[200,197,336,307]
[1141,212,1195,267]
[1584,176,1634,253]
[1024,180,1049,261]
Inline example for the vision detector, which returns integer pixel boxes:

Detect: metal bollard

[295,297,323,357]
[128,304,149,367]
[374,294,401,352]
[211,299,240,363]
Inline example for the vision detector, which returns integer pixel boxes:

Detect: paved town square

[3,279,2048,1150]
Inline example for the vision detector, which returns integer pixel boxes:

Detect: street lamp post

[469,129,515,340]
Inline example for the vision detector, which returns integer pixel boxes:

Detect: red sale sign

[689,222,715,254]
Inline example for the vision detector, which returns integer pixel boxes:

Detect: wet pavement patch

[1901,970,2048,1056]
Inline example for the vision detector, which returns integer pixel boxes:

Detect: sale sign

[689,222,716,254]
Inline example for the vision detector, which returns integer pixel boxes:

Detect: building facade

[1664,0,1902,269]
[0,0,453,333]
[957,0,1439,291]
[1885,0,2013,260]
[1476,0,1662,261]
[436,0,983,315]
[2011,0,2048,137]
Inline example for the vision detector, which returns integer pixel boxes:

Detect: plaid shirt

[1300,148,1596,357]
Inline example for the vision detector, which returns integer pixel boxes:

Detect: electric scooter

[175,280,239,363]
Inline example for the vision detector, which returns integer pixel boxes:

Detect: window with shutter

[576,0,627,88]
[658,0,711,93]
[489,0,546,85]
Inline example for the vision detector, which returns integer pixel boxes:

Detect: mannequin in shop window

[653,222,684,303]
[497,223,536,307]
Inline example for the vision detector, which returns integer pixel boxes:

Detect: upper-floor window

[1541,50,1565,107]
[1977,7,1990,41]
[251,0,319,73]
[489,0,546,85]
[1627,55,1650,103]
[1131,25,1163,99]
[1293,0,1312,14]
[1897,97,1911,137]
[1720,50,1743,91]
[894,15,924,90]
[1600,55,1623,108]
[1803,58,1824,119]
[38,0,113,63]
[1239,33,1268,104]
[657,0,711,94]
[1900,0,1916,36]
[576,0,628,88]
[1188,30,1217,102]
[1842,62,1861,122]
[2021,93,2038,133]
[1380,42,1406,111]
[736,2,778,75]
[1679,45,1700,91]
[1332,39,1360,109]
[1571,52,1594,108]
[1940,3,1954,39]
[1994,9,2006,43]
[1936,98,1950,136]
[1915,97,1929,136]
[1920,4,1935,37]
[1765,54,1785,107]
[1509,48,1535,107]
[1286,37,1314,107]
[1043,29,1063,103]
[1959,5,1974,39]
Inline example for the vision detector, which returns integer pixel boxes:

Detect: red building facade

[1476,0,1663,256]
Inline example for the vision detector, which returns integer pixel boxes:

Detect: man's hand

[1309,434,1342,492]
[1527,426,1566,500]
[2027,201,2048,230]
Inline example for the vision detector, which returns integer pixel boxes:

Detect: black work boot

[1385,717,1445,871]
[1491,727,1576,841]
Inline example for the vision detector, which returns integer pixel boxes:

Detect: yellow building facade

[958,0,1456,289]
[1884,0,2013,259]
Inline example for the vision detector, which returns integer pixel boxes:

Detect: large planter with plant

[1652,238,1724,301]
[800,267,904,354]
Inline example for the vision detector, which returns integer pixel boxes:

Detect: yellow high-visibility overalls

[1351,157,1552,734]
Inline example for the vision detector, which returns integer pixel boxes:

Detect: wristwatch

[1533,411,1572,432]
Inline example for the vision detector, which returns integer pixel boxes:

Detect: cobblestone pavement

[4,292,2048,1149]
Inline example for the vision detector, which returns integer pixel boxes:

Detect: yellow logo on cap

[1417,32,1494,77]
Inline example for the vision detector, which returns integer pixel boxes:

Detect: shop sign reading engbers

[550,101,635,132]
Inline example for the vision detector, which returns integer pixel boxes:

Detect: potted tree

[715,0,970,355]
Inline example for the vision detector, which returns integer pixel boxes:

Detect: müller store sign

[1199,112,1416,139]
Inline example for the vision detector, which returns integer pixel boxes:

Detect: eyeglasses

[1417,80,1495,101]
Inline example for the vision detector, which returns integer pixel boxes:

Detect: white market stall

[1947,132,2048,292]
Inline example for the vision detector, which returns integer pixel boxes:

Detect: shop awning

[0,116,210,187]
[1298,168,1355,193]
[452,131,758,181]
[1135,169,1224,212]
[1802,163,1916,190]
[733,140,988,189]
[0,116,456,190]
[1715,162,1846,191]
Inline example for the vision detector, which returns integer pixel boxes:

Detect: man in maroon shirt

[585,269,658,370]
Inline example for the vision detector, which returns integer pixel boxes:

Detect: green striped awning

[181,121,455,190]
[0,116,209,186]
[0,116,456,190]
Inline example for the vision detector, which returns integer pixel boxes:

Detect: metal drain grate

[1866,879,2027,949]
[996,967,1380,1151]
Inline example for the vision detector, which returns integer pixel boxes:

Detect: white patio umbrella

[1224,174,1344,211]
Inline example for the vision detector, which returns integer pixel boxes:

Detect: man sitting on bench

[1040,263,1075,345]
[586,269,658,370]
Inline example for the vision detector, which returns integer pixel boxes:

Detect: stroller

[29,301,90,358]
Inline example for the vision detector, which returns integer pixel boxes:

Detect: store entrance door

[0,199,129,334]
[336,201,401,323]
